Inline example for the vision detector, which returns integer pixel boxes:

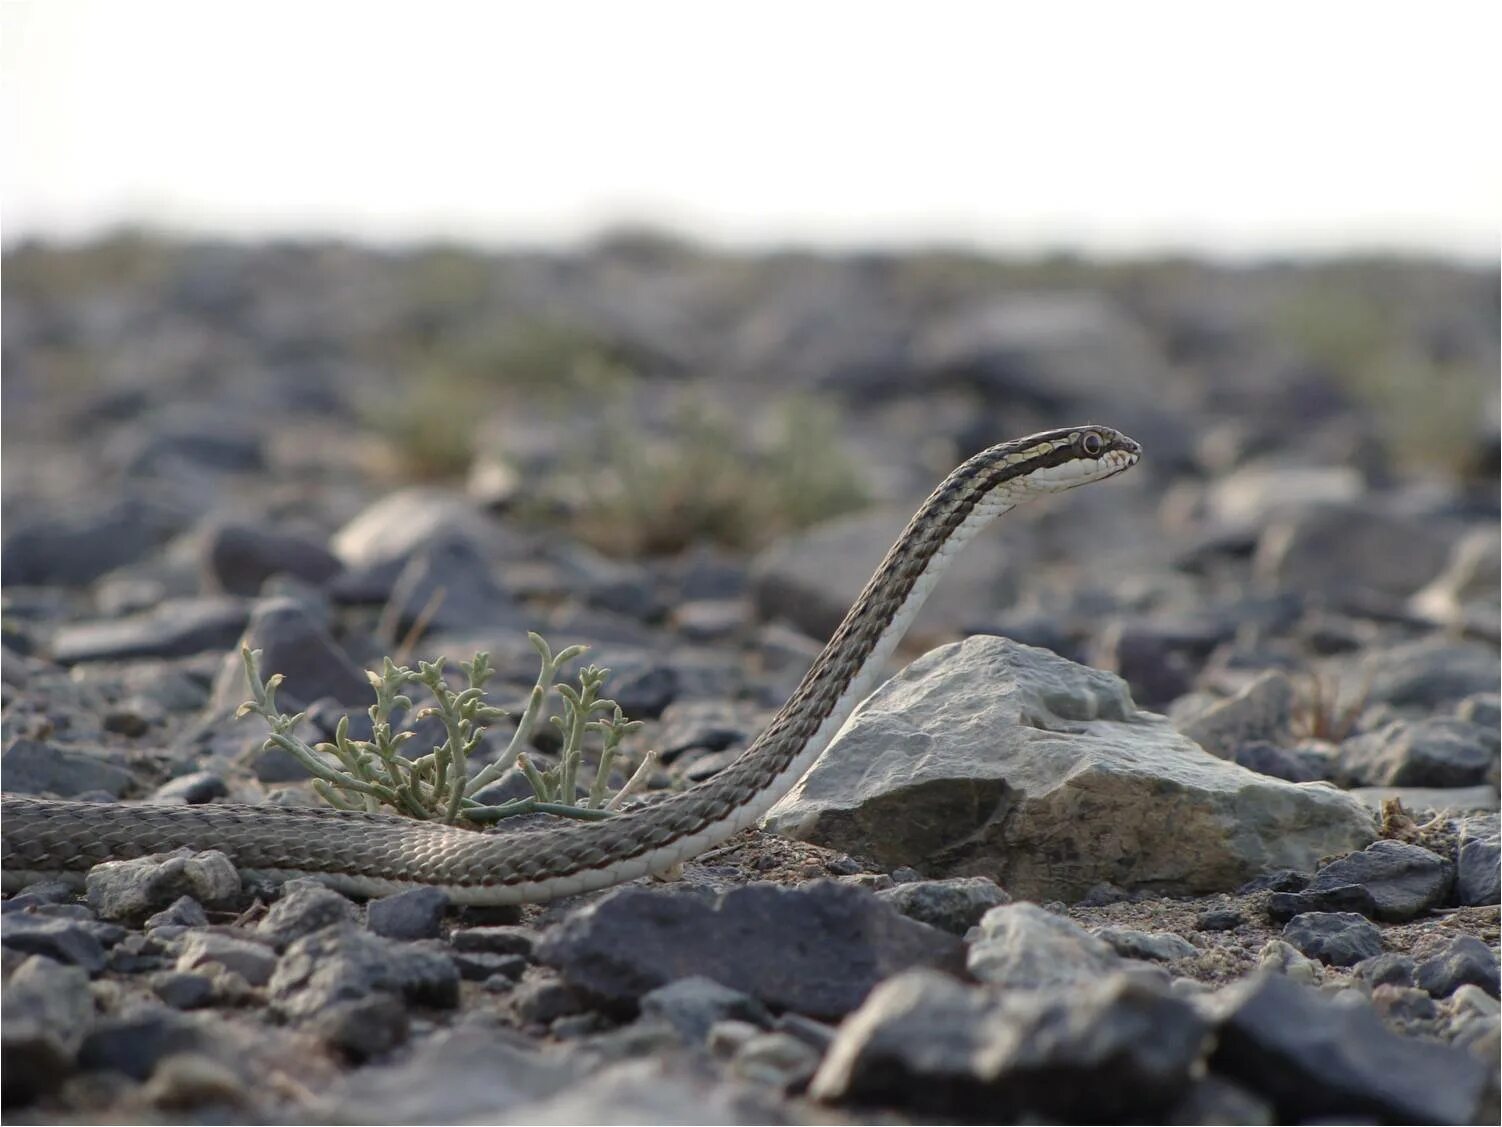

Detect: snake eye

[1080,431,1104,456]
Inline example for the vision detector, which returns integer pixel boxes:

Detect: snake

[2,425,1140,904]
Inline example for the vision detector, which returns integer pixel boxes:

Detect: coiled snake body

[2,426,1140,903]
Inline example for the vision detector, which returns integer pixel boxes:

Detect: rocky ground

[1,236,1499,1123]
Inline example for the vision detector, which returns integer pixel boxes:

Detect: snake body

[2,426,1139,903]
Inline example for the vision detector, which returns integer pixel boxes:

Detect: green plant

[238,633,653,825]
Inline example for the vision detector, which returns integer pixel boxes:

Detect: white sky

[2,0,1498,258]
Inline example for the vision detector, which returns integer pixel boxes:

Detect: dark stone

[1281,911,1382,967]
[269,924,459,1021]
[382,534,529,641]
[1094,619,1228,708]
[1456,818,1501,907]
[1371,984,1438,1026]
[1230,740,1332,783]
[307,994,409,1061]
[1209,971,1487,1124]
[1,737,134,798]
[810,969,1211,1119]
[1237,869,1310,894]
[1,955,94,1104]
[53,596,250,664]
[536,880,967,1020]
[76,1009,211,1082]
[210,597,371,711]
[367,887,450,941]
[1415,935,1500,999]
[1339,717,1498,788]
[1304,839,1453,922]
[640,976,771,1044]
[151,970,215,1010]
[150,771,228,805]
[200,521,342,596]
[875,876,1011,936]
[1360,639,1500,709]
[1268,884,1378,923]
[608,662,680,720]
[0,911,120,973]
[256,881,359,948]
[1,496,183,587]
[654,700,758,761]
[1195,908,1243,932]
[1353,952,1418,990]
[511,975,587,1025]
[448,926,538,957]
[177,930,278,986]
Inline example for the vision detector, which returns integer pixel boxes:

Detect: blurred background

[1,2,1497,723]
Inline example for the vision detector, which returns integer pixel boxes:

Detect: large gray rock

[763,637,1375,901]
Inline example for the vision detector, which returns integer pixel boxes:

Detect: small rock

[875,876,1011,936]
[0,912,117,973]
[1353,952,1418,989]
[1371,984,1438,1025]
[200,522,341,597]
[139,1051,251,1111]
[144,896,209,930]
[53,596,250,664]
[1,736,134,798]
[1,496,183,587]
[1358,638,1501,709]
[537,881,965,1020]
[1178,670,1295,758]
[176,931,277,987]
[731,1030,821,1092]
[1095,618,1227,708]
[1267,882,1378,922]
[640,976,770,1044]
[1195,908,1243,931]
[256,881,358,948]
[150,971,216,1010]
[810,968,1211,1118]
[367,887,449,941]
[511,974,587,1025]
[269,924,459,1021]
[1415,935,1500,999]
[1301,839,1454,922]
[448,925,537,956]
[1256,939,1322,985]
[382,534,529,640]
[1281,911,1382,967]
[1237,869,1310,894]
[1,955,95,1104]
[307,994,409,1061]
[1456,816,1501,906]
[1254,501,1456,603]
[1095,926,1197,962]
[76,1008,216,1083]
[150,772,228,805]
[1210,971,1488,1124]
[207,597,371,713]
[1339,717,1498,788]
[86,849,241,925]
[967,902,1124,989]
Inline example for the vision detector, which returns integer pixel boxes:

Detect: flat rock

[1,496,184,587]
[200,521,342,596]
[810,968,1211,1119]
[1300,839,1453,922]
[2,736,134,797]
[763,636,1375,901]
[1415,935,1500,999]
[53,596,250,664]
[535,880,966,1020]
[1281,911,1382,967]
[1209,971,1489,1124]
[1338,717,1499,788]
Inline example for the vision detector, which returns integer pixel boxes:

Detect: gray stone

[1254,501,1457,602]
[1093,618,1228,708]
[967,902,1125,989]
[1256,939,1323,985]
[1,736,134,798]
[328,487,508,602]
[1096,926,1198,962]
[510,974,587,1025]
[1195,908,1243,931]
[1230,740,1335,783]
[144,896,208,930]
[149,771,228,804]
[0,912,119,973]
[448,926,538,956]
[200,521,341,596]
[1,955,94,1104]
[382,534,529,639]
[1267,883,1378,921]
[1457,692,1501,730]
[150,970,215,1010]
[1209,971,1488,1124]
[1339,717,1499,788]
[810,968,1212,1119]
[640,976,770,1044]
[763,637,1375,901]
[86,848,241,925]
[52,596,250,664]
[269,924,459,1021]
[1416,935,1499,999]
[1178,670,1296,758]
[76,1008,216,1083]
[1281,911,1382,967]
[1358,638,1501,709]
[208,596,371,713]
[367,886,450,941]
[256,881,358,948]
[875,876,1011,935]
[536,880,966,1020]
[1457,815,1501,906]
[176,930,277,986]
[1411,528,1501,634]
[307,993,409,1061]
[1,496,183,587]
[730,1030,821,1091]
[1353,952,1418,989]
[1301,839,1453,922]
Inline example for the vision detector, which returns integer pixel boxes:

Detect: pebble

[1281,911,1383,967]
[367,887,450,941]
[875,875,1011,936]
[86,849,242,925]
[1415,935,1500,999]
